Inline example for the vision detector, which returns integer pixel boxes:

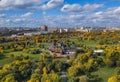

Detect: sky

[0,0,120,27]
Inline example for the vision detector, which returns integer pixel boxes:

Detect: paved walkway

[49,50,75,58]
[61,63,68,82]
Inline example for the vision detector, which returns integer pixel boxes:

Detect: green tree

[79,75,89,82]
[3,74,17,82]
[28,73,42,82]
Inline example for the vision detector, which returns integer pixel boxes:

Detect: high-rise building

[39,25,48,31]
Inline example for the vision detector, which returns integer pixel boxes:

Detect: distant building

[24,32,41,36]
[93,50,104,53]
[57,28,70,33]
[48,27,57,33]
[11,34,17,38]
[92,49,104,58]
[39,25,48,31]
[75,27,90,32]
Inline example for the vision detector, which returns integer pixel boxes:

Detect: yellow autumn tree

[43,67,48,74]
[108,76,120,82]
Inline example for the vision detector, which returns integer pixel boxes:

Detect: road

[61,62,68,82]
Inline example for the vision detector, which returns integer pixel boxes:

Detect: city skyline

[0,0,120,27]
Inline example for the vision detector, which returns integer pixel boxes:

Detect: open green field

[0,40,97,66]
[7,51,41,60]
[0,43,50,66]
[70,39,96,47]
[0,55,12,66]
[0,51,41,66]
[1,40,116,82]
[0,51,68,66]
[92,67,116,82]
[0,42,68,66]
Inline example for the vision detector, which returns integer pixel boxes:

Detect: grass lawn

[7,51,41,60]
[0,55,12,66]
[70,39,96,47]
[0,50,41,66]
[92,67,116,82]
[56,57,68,62]
[0,42,69,66]
[79,40,96,46]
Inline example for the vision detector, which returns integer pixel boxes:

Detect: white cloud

[61,4,103,13]
[14,18,26,23]
[105,7,120,15]
[0,14,6,18]
[0,0,63,10]
[1,6,120,27]
[113,7,120,14]
[41,0,64,10]
[42,11,47,15]
[95,11,103,15]
[21,12,33,17]
[83,4,103,12]
[45,6,120,27]
[0,0,43,10]
[61,4,82,12]
[69,14,84,20]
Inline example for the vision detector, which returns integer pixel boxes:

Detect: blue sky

[0,0,120,27]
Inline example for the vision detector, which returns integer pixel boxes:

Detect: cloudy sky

[0,0,120,27]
